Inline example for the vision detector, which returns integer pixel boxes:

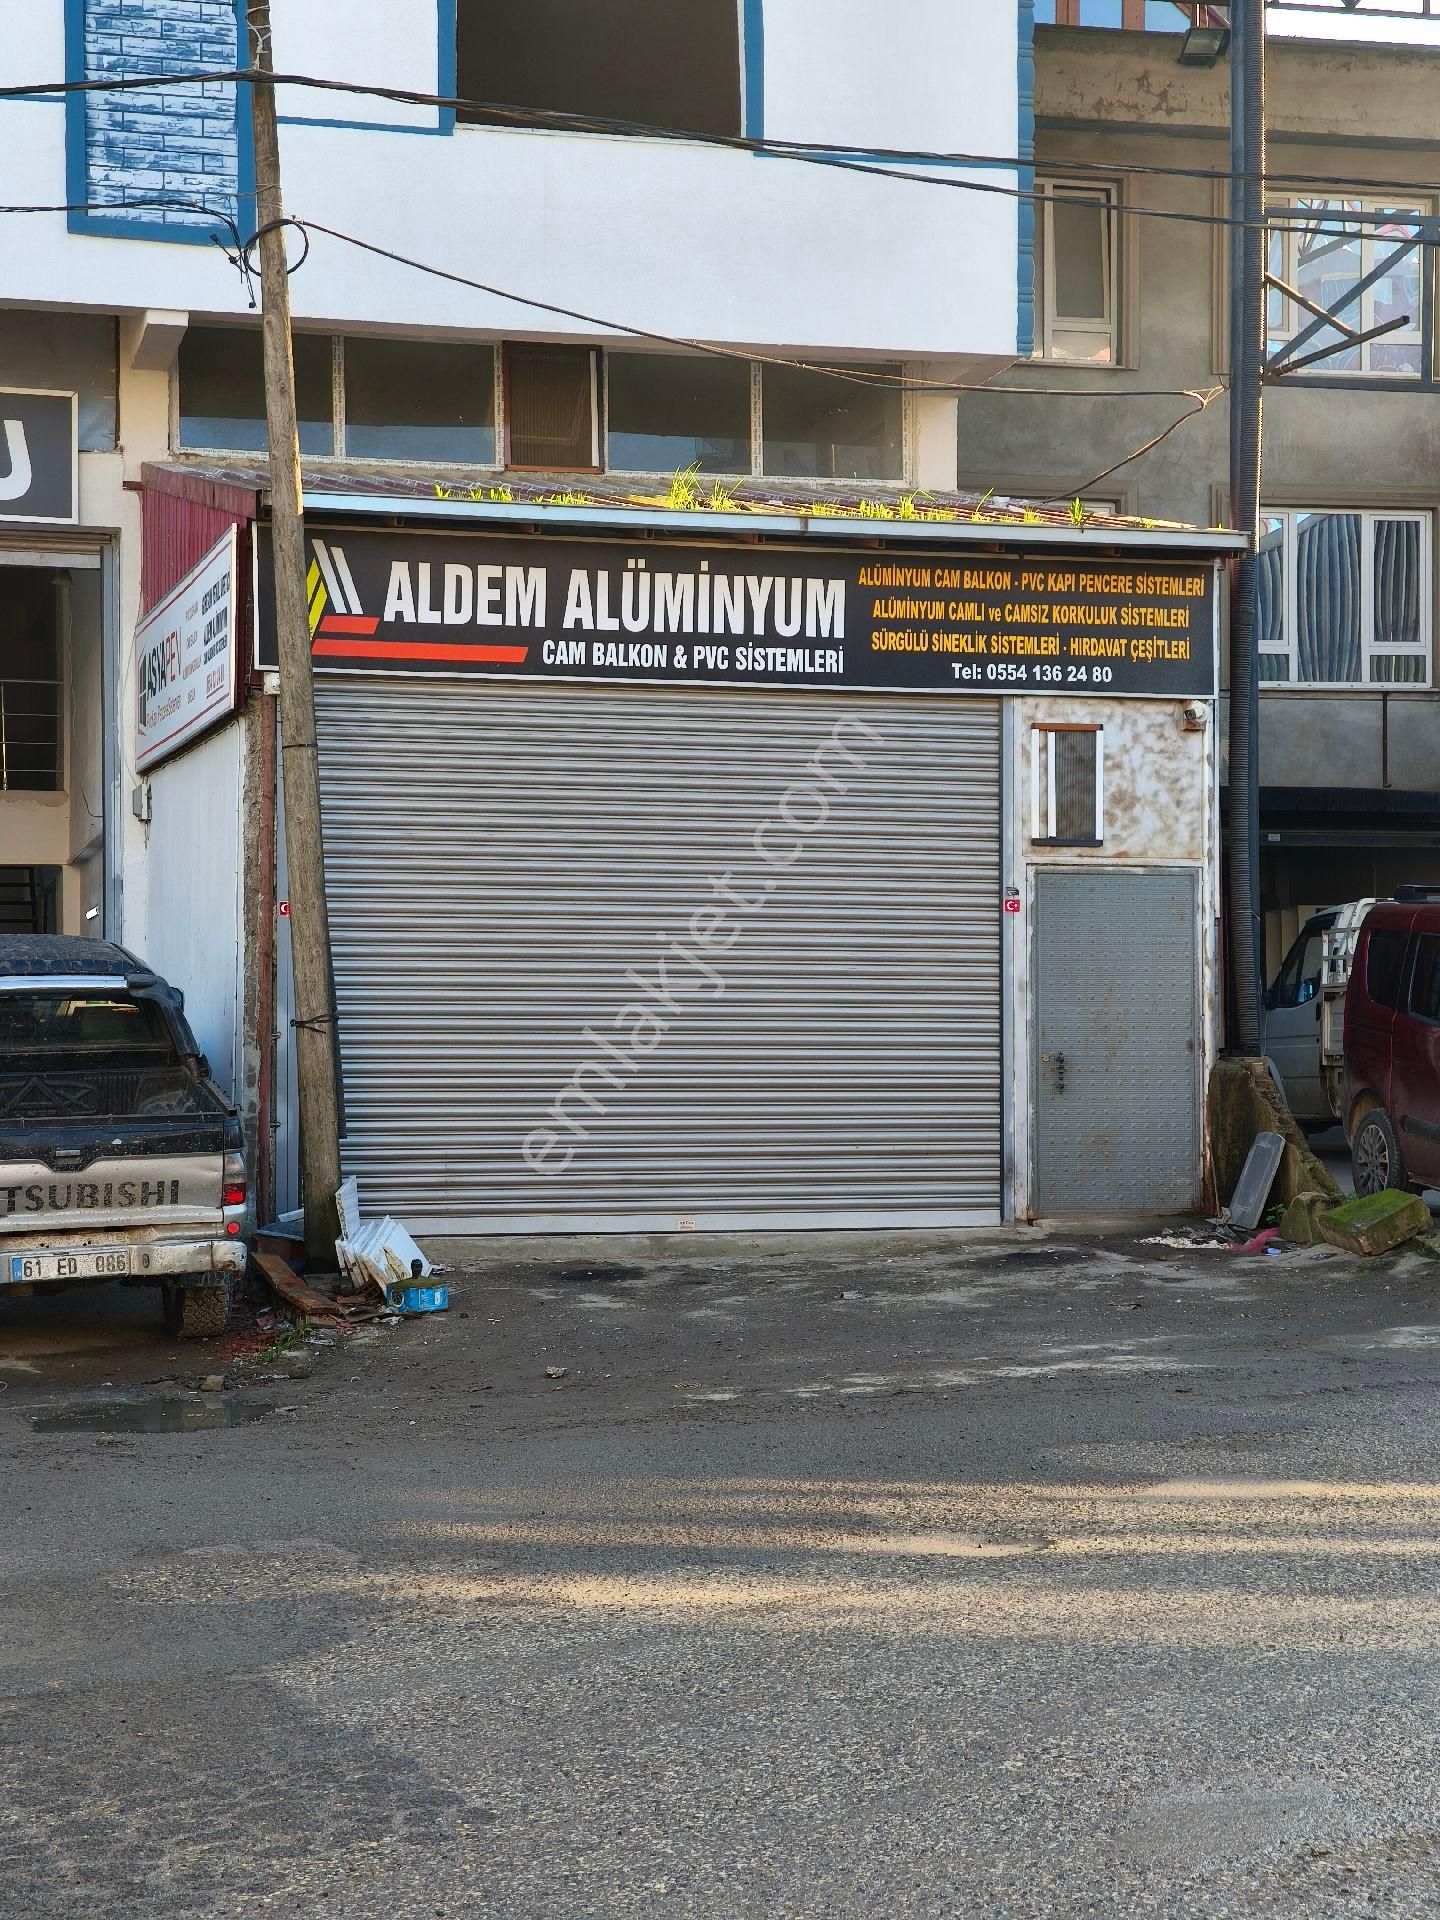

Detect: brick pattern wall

[83,0,242,236]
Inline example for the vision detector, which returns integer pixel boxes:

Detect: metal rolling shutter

[315,678,1002,1232]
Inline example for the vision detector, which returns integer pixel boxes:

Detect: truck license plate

[8,1249,133,1283]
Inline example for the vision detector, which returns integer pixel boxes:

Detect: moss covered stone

[1319,1189,1429,1257]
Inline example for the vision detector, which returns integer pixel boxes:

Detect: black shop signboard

[257,526,1217,698]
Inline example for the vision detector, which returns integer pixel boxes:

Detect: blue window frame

[452,0,764,140]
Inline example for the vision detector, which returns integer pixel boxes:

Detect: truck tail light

[222,1151,247,1210]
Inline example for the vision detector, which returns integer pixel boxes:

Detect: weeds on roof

[433,482,513,503]
[665,464,706,512]
[425,470,1139,529]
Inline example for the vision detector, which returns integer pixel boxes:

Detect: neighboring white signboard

[135,527,241,772]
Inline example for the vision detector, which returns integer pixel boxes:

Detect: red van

[1343,894,1440,1195]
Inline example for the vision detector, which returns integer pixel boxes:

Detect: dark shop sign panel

[257,528,1217,698]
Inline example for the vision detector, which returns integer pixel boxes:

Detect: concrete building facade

[0,1,1243,1229]
[957,15,1440,974]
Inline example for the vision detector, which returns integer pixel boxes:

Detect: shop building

[4,1,1243,1224]
[134,466,1235,1231]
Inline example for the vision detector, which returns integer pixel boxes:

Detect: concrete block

[1279,1189,1332,1246]
[1208,1058,1344,1215]
[1319,1190,1430,1257]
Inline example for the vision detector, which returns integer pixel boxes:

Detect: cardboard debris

[1139,1225,1239,1251]
[335,1214,434,1300]
[335,1176,361,1240]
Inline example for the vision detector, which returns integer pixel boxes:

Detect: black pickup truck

[0,935,248,1337]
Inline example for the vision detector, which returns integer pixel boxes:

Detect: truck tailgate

[0,1125,227,1236]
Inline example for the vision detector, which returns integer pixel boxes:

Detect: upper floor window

[178,327,334,456]
[1267,199,1427,380]
[1258,510,1432,688]
[608,353,752,473]
[505,345,601,470]
[761,364,904,484]
[1035,2,1195,26]
[456,0,743,139]
[176,330,910,485]
[345,338,496,464]
[1034,179,1119,364]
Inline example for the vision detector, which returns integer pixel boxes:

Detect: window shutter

[505,345,598,470]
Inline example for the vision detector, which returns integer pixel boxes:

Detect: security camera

[1180,701,1208,732]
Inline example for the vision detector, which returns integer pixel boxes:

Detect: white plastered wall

[2,2,1021,362]
[112,338,178,958]
[139,722,246,1100]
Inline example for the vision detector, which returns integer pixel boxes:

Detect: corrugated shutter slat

[316,680,1002,1232]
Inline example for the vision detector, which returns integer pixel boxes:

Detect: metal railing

[0,678,62,791]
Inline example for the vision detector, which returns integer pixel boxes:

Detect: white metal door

[313,678,1003,1233]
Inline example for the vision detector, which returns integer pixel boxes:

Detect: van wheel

[162,1278,234,1340]
[1352,1110,1408,1196]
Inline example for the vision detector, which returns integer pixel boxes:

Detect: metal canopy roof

[143,461,1248,555]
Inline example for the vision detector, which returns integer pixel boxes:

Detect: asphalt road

[5,1227,1440,1918]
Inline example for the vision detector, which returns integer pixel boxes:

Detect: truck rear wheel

[162,1277,234,1340]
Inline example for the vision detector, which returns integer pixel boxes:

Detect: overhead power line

[5,65,1440,234]
[0,189,1218,402]
[282,214,1228,496]
[0,187,1225,490]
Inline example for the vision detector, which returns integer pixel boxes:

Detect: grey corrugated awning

[143,459,1248,554]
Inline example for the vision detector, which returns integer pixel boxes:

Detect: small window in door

[1032,726,1103,845]
[1366,927,1409,1009]
[1409,934,1440,1024]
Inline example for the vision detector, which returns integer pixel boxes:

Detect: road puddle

[33,1397,274,1434]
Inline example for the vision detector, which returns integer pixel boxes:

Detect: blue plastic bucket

[385,1284,449,1314]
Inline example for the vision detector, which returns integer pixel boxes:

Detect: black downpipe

[1227,0,1265,1052]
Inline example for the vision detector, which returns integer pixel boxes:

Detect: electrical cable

[5,65,1440,236]
[1042,389,1225,500]
[0,190,1225,402]
[288,212,1231,403]
[289,214,1230,494]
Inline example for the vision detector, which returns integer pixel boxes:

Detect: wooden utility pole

[246,0,343,1265]
[1225,0,1266,1054]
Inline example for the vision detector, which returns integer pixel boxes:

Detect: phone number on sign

[949,662,1116,685]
